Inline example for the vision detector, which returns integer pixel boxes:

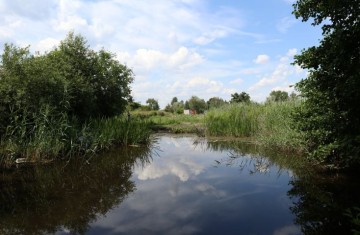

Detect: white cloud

[117,46,203,73]
[277,17,297,33]
[230,78,244,85]
[254,54,270,64]
[34,37,59,52]
[249,49,303,93]
[287,48,298,57]
[194,28,229,45]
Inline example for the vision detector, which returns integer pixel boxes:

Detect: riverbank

[0,115,152,168]
[0,100,307,168]
[134,100,306,154]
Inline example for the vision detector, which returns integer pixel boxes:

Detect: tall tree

[267,90,289,102]
[187,96,207,114]
[146,98,160,111]
[207,97,227,109]
[171,97,178,105]
[230,92,250,103]
[292,0,360,165]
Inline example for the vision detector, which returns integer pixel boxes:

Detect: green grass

[131,111,205,134]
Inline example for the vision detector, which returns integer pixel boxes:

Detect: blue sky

[0,0,322,108]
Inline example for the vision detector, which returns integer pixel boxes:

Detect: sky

[0,0,322,108]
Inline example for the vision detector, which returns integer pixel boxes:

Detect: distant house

[184,109,197,115]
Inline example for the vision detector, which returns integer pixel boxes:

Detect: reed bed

[205,103,261,137]
[0,108,152,167]
[256,101,306,152]
[205,101,306,153]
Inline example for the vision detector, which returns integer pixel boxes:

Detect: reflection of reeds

[0,106,153,167]
[194,137,312,177]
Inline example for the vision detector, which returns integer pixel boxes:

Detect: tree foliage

[0,32,134,136]
[165,97,184,114]
[207,97,227,109]
[267,90,289,102]
[187,96,207,114]
[146,98,160,111]
[292,0,360,165]
[230,92,250,103]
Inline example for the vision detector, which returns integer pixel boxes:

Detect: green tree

[0,32,134,136]
[146,98,160,111]
[171,97,178,105]
[267,90,289,102]
[230,92,250,103]
[165,97,184,114]
[187,96,207,114]
[49,32,134,119]
[292,0,360,165]
[207,97,227,109]
[184,101,190,110]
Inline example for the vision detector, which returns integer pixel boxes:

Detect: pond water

[0,135,359,235]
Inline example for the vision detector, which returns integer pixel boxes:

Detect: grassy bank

[0,109,152,167]
[131,101,306,154]
[205,101,307,153]
[131,110,205,134]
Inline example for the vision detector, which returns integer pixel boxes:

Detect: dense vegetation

[205,101,306,153]
[292,0,360,167]
[0,32,151,167]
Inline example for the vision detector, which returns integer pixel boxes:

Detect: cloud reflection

[135,155,204,181]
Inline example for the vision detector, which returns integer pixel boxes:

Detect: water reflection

[0,146,151,235]
[89,135,300,235]
[288,170,360,234]
[202,137,360,234]
[0,135,359,235]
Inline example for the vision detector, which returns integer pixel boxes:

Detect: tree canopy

[187,96,207,114]
[0,32,134,135]
[146,98,160,111]
[267,90,289,102]
[292,0,360,165]
[230,92,250,103]
[207,97,227,109]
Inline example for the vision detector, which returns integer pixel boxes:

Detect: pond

[0,135,359,235]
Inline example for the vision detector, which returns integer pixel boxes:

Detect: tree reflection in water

[200,138,360,234]
[1,136,359,235]
[0,145,152,235]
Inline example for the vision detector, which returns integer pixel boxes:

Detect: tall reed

[0,107,152,167]
[255,101,306,152]
[205,103,261,137]
[205,101,306,152]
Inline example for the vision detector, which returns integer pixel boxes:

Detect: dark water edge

[0,134,359,235]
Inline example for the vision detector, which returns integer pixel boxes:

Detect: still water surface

[1,135,359,234]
